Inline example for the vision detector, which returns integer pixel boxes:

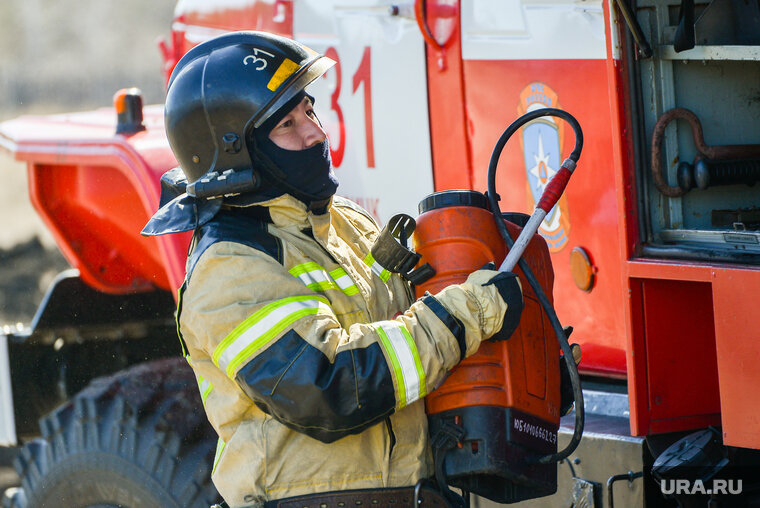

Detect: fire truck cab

[1,0,759,506]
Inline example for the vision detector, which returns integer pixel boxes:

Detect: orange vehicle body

[1,0,758,459]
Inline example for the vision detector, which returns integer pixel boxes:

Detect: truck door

[620,0,760,447]
[424,0,628,378]
[294,1,435,223]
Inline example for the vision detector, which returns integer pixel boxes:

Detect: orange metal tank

[413,190,560,503]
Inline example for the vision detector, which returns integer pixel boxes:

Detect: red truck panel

[602,5,760,446]
[461,58,626,378]
[712,269,760,448]
[424,1,625,378]
[165,1,293,82]
[0,107,188,294]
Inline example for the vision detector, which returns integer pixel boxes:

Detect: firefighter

[143,31,523,508]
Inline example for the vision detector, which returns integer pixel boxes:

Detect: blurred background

[0,0,175,325]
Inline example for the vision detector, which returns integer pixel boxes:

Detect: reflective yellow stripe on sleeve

[198,375,213,406]
[212,438,226,476]
[364,253,391,283]
[185,357,213,405]
[329,267,360,296]
[289,262,360,296]
[289,262,339,292]
[374,321,427,409]
[212,295,332,378]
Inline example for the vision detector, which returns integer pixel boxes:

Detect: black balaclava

[249,91,339,211]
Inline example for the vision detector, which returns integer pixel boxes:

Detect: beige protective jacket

[178,194,510,507]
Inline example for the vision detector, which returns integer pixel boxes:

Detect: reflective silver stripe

[198,376,212,405]
[290,262,337,292]
[213,295,332,378]
[364,253,391,283]
[299,271,334,290]
[289,262,360,296]
[374,321,426,408]
[329,267,359,295]
[212,438,226,476]
[187,357,213,406]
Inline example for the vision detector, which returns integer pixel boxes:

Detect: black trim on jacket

[422,294,467,362]
[235,329,397,443]
[186,207,282,279]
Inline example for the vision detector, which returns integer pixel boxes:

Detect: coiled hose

[486,107,585,464]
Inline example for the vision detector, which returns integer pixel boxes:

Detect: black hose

[486,107,584,464]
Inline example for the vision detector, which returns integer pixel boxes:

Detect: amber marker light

[569,246,595,292]
[114,87,146,134]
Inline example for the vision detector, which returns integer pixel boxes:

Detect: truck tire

[10,357,221,508]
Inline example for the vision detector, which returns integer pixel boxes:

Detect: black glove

[482,268,524,342]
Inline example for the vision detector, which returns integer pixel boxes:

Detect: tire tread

[12,357,219,508]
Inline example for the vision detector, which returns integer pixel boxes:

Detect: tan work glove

[433,267,524,357]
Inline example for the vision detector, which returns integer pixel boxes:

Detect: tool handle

[537,160,575,212]
[499,210,545,272]
[499,158,576,272]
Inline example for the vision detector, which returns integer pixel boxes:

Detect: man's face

[268,97,326,151]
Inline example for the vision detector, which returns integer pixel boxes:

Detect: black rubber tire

[11,357,221,508]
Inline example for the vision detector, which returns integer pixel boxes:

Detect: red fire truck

[1,1,759,506]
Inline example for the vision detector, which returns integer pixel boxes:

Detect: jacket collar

[258,194,333,242]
